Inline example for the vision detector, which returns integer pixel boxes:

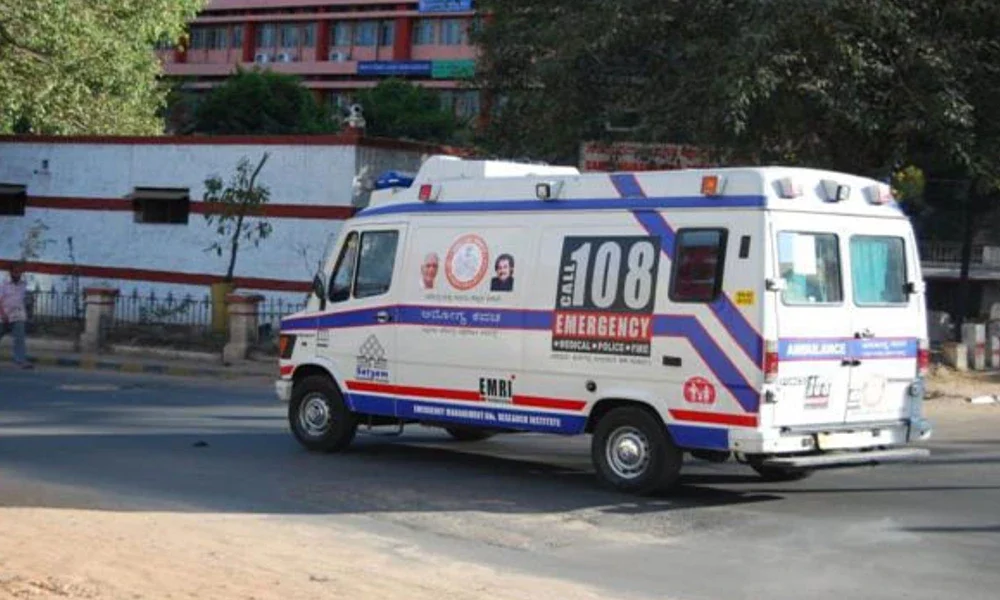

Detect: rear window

[670,229,727,303]
[777,232,842,305]
[850,236,907,305]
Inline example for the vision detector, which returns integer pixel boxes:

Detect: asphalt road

[1,366,998,600]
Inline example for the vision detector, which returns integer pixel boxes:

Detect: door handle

[375,310,392,324]
[841,358,861,367]
[854,328,875,339]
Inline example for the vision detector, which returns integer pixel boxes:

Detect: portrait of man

[490,253,515,292]
[420,252,440,290]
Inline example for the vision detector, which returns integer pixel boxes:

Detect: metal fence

[26,286,304,339]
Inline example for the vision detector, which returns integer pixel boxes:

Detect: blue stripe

[347,393,588,435]
[633,210,676,258]
[396,306,552,330]
[779,338,918,361]
[633,209,764,367]
[710,295,764,365]
[358,195,767,218]
[667,424,730,451]
[655,316,759,412]
[610,174,647,198]
[283,308,382,331]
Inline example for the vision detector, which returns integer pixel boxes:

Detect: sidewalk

[0,336,275,380]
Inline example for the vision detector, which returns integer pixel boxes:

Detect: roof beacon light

[777,177,803,199]
[418,184,439,202]
[701,175,724,196]
[820,179,851,203]
[864,184,894,205]
[535,180,564,201]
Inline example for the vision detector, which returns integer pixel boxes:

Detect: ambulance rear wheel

[444,426,496,442]
[289,375,357,452]
[748,457,813,482]
[592,407,682,495]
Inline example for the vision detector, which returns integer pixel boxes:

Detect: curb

[1,350,274,380]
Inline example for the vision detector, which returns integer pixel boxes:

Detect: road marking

[58,384,121,392]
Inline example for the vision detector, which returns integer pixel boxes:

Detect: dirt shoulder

[0,505,614,600]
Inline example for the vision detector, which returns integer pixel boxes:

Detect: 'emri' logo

[479,377,514,404]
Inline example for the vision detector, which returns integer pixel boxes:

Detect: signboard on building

[432,59,476,79]
[357,61,433,77]
[580,141,717,172]
[418,0,473,12]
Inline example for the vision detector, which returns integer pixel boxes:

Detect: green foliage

[203,154,273,282]
[0,0,205,134]
[356,79,460,143]
[192,68,338,135]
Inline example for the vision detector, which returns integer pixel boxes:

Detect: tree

[356,79,460,143]
[191,68,338,135]
[203,153,273,283]
[0,0,205,134]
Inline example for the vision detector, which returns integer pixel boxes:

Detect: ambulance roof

[360,155,904,219]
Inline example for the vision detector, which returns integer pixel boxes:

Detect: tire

[690,449,732,463]
[288,375,357,452]
[444,426,496,442]
[748,457,813,482]
[591,406,683,495]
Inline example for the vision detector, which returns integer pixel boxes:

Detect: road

[1,365,998,600]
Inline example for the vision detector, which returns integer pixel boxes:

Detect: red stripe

[669,409,758,428]
[513,395,586,411]
[345,380,482,402]
[0,259,310,293]
[26,197,356,220]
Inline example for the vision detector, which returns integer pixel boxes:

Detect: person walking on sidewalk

[0,264,33,369]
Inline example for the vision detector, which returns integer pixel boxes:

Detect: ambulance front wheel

[289,375,358,452]
[592,407,683,495]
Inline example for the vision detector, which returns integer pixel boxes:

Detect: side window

[354,231,400,298]
[328,232,359,303]
[670,229,727,303]
[777,232,842,305]
[851,236,907,305]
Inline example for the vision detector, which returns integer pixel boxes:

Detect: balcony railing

[919,241,1000,267]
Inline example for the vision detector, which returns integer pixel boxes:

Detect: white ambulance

[275,156,933,494]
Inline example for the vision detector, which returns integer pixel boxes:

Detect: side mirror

[312,275,327,312]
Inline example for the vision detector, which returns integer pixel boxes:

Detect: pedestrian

[0,264,33,369]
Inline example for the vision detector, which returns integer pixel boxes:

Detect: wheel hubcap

[606,426,651,480]
[299,394,332,437]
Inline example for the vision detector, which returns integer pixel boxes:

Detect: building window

[454,90,480,120]
[256,24,276,48]
[190,27,206,50]
[303,23,316,47]
[211,27,229,50]
[280,23,299,48]
[130,188,190,225]
[440,19,465,45]
[0,184,27,217]
[670,229,728,303]
[413,19,436,45]
[333,22,352,46]
[355,21,377,46]
[329,92,352,114]
[231,25,243,49]
[379,21,395,47]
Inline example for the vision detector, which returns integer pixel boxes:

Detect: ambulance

[275,156,933,495]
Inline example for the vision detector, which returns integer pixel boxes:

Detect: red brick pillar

[317,20,331,61]
[393,3,412,61]
[242,21,256,62]
[174,35,188,64]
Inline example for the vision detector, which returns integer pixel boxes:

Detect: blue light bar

[374,171,416,190]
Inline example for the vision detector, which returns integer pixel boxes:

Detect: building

[159,0,481,121]
[0,133,462,310]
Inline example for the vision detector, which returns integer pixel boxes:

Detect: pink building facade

[159,0,481,120]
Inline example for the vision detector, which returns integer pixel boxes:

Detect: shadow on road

[0,428,783,517]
